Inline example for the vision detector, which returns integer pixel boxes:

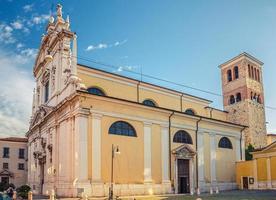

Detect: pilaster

[267,157,272,189]
[91,113,103,182]
[197,131,205,190]
[253,159,258,189]
[143,122,152,183]
[161,124,170,183]
[235,136,241,161]
[210,133,217,190]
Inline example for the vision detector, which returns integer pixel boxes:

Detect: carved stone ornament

[172,144,196,159]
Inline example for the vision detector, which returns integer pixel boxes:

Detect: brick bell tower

[219,52,267,149]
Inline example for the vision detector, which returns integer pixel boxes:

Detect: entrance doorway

[242,177,249,189]
[177,159,190,193]
[1,177,9,185]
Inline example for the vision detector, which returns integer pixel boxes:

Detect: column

[253,159,258,189]
[161,125,170,183]
[210,133,217,190]
[235,137,241,161]
[144,122,152,183]
[91,113,102,182]
[267,157,272,188]
[197,131,205,190]
[74,110,89,182]
[190,158,195,195]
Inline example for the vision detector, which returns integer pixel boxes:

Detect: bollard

[216,186,219,194]
[12,191,17,200]
[210,187,213,194]
[50,189,55,200]
[196,188,201,195]
[28,191,33,200]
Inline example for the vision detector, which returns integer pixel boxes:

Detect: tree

[245,143,255,160]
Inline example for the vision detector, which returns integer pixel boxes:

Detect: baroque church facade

[27,4,267,197]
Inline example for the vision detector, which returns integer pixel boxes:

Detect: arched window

[229,95,235,104]
[236,93,241,102]
[248,65,251,78]
[234,66,239,79]
[185,109,195,115]
[251,66,254,79]
[142,99,157,107]
[218,137,233,149]
[227,69,232,82]
[173,130,193,144]
[254,68,257,81]
[109,121,136,137]
[87,87,105,96]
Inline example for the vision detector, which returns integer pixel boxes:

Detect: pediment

[30,105,54,127]
[0,170,14,177]
[172,144,196,159]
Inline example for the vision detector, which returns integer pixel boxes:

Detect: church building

[26,4,267,198]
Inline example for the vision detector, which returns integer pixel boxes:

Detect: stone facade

[220,53,267,148]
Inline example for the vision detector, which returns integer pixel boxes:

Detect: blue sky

[0,0,276,136]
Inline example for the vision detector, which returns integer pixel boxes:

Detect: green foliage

[245,143,255,160]
[16,185,31,199]
[0,182,13,192]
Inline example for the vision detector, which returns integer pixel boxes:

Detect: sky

[0,0,276,137]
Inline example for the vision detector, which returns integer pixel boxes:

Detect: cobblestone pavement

[131,190,276,200]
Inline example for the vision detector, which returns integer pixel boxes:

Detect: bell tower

[220,52,267,148]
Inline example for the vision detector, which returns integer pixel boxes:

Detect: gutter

[195,116,202,190]
[168,111,175,182]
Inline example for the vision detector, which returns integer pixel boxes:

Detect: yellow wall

[216,136,236,182]
[236,161,253,187]
[78,65,229,121]
[271,157,276,180]
[257,158,267,181]
[101,116,144,184]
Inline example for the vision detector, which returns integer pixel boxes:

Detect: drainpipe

[137,81,141,103]
[180,94,184,112]
[168,111,175,182]
[240,127,246,160]
[195,117,202,190]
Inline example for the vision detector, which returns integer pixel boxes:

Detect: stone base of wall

[35,181,172,197]
[199,182,238,193]
[91,182,172,197]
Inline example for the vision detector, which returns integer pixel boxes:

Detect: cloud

[11,20,23,30]
[0,24,15,44]
[23,4,34,12]
[16,43,24,49]
[114,65,138,73]
[85,39,128,51]
[86,43,108,51]
[31,14,50,25]
[0,48,35,137]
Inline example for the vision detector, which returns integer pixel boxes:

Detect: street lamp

[109,144,120,200]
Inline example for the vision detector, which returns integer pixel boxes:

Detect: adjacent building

[26,4,268,198]
[236,141,276,189]
[0,137,28,188]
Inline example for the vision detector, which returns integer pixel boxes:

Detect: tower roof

[219,52,264,68]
